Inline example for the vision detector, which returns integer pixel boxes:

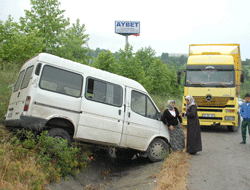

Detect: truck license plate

[202,114,215,117]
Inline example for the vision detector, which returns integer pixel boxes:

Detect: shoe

[240,141,246,144]
[189,152,197,155]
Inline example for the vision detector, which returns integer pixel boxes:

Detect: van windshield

[39,65,83,97]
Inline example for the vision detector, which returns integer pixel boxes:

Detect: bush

[0,126,91,189]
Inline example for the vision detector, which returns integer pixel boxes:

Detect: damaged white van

[2,53,170,162]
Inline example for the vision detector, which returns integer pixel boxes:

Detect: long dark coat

[186,105,202,153]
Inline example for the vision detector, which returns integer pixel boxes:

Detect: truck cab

[178,44,244,132]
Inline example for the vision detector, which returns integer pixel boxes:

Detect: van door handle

[17,92,20,98]
[118,110,121,115]
[128,112,130,118]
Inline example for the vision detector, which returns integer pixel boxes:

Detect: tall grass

[0,67,92,189]
[0,67,20,122]
[151,94,183,112]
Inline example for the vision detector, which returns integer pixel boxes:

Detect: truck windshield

[185,70,235,87]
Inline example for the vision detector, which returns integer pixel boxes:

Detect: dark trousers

[241,120,250,142]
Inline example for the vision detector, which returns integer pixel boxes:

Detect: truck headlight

[225,116,235,120]
[226,109,235,113]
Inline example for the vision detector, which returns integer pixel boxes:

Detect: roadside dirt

[187,124,250,190]
[48,148,162,190]
[49,122,250,190]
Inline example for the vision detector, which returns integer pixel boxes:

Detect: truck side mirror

[177,71,181,84]
[241,73,244,83]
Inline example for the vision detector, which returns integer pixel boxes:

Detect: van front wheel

[48,128,71,147]
[147,138,169,162]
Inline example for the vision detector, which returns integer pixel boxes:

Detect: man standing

[240,93,250,144]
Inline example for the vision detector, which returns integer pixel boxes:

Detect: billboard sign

[115,21,140,35]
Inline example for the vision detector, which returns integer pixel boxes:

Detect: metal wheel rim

[150,142,166,159]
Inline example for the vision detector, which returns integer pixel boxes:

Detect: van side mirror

[177,71,181,84]
[241,73,244,83]
[157,112,162,121]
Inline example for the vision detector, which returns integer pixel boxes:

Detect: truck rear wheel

[227,114,240,132]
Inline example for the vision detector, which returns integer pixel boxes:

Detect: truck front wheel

[227,114,240,132]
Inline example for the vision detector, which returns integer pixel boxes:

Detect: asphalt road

[187,124,250,190]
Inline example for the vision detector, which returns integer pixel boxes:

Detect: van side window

[86,78,123,107]
[131,91,158,119]
[39,65,83,98]
[146,97,158,119]
[131,91,146,116]
[14,70,25,92]
[20,66,34,89]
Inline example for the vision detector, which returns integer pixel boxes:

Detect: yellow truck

[177,44,244,132]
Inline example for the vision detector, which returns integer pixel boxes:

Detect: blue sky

[1,0,250,59]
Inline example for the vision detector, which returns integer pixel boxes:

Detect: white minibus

[2,53,170,162]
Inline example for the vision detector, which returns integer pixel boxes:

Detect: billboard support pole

[125,35,128,46]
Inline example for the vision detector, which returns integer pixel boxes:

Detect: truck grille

[197,109,222,112]
[199,117,222,120]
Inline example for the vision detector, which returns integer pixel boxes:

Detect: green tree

[20,0,70,53]
[55,18,89,64]
[115,44,152,92]
[0,16,44,67]
[135,46,157,74]
[148,59,171,95]
[92,50,116,73]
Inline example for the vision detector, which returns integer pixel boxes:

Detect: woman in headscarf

[162,100,185,151]
[184,95,202,155]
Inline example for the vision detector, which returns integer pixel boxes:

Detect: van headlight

[225,116,235,120]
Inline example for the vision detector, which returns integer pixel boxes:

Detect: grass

[151,94,182,112]
[0,68,20,122]
[155,128,190,190]
[0,67,92,189]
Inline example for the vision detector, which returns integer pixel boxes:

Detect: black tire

[227,113,240,132]
[115,148,135,161]
[147,138,169,162]
[48,128,71,147]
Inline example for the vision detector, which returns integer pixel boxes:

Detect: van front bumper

[1,115,47,132]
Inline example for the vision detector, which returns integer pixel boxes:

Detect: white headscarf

[166,100,175,110]
[185,95,196,110]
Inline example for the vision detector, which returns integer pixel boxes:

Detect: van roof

[31,53,147,93]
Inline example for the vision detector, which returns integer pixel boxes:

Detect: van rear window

[39,65,83,97]
[14,70,25,92]
[20,66,34,89]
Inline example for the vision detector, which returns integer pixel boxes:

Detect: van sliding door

[77,78,125,145]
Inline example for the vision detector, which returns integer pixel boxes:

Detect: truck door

[77,78,125,145]
[124,87,161,150]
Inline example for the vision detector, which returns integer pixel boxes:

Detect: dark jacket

[185,105,202,153]
[162,107,182,127]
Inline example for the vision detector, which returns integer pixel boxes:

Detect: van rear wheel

[48,128,71,147]
[147,138,169,162]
